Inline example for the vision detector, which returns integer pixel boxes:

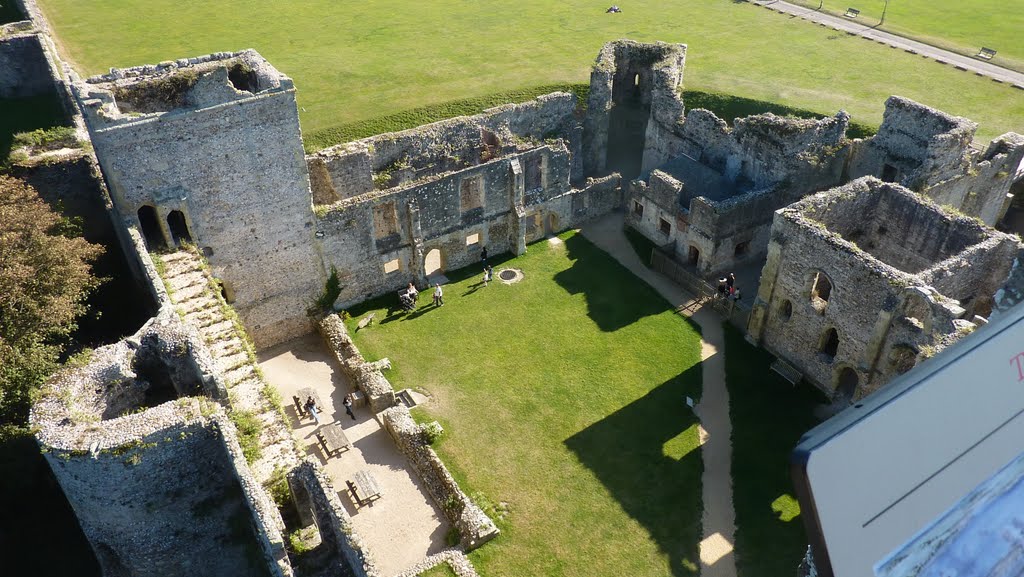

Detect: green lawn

[785,0,1024,72]
[723,325,828,577]
[347,232,704,577]
[37,0,1024,147]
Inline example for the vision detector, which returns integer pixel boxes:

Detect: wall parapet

[318,314,396,412]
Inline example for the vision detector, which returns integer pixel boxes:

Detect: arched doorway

[137,205,166,251]
[835,367,859,403]
[424,248,443,278]
[688,246,700,266]
[546,213,559,236]
[167,210,192,246]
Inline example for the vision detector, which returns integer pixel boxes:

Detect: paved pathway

[751,0,1024,88]
[581,213,737,577]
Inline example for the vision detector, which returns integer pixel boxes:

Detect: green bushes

[12,126,79,152]
[229,409,262,463]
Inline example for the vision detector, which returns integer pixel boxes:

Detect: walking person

[305,396,321,426]
[482,267,489,287]
[343,394,356,421]
[727,272,736,291]
[433,283,444,306]
[481,246,488,264]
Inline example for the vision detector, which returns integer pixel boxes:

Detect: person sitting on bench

[304,396,322,425]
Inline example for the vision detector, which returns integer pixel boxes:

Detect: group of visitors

[717,272,741,302]
[303,393,357,425]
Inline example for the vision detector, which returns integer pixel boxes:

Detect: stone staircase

[157,250,299,480]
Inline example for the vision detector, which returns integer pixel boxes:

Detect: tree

[0,175,101,428]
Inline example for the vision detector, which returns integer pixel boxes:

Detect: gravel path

[581,214,737,577]
[751,0,1024,88]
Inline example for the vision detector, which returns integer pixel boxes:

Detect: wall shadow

[554,233,676,332]
[564,363,704,575]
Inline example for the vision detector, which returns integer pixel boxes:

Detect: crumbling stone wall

[747,178,1021,398]
[846,96,1024,225]
[318,314,396,412]
[380,406,499,550]
[288,460,379,577]
[73,51,325,348]
[0,30,51,97]
[583,40,687,177]
[31,315,290,577]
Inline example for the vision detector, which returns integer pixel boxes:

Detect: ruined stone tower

[72,50,324,347]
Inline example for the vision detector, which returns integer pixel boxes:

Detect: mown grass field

[347,233,705,577]
[37,0,1024,148]
[786,0,1024,71]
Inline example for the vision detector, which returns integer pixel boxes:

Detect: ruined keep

[73,51,326,348]
[747,177,1022,400]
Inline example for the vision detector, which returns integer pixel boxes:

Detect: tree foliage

[0,175,101,427]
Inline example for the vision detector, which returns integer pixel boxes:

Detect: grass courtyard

[347,232,704,577]
[36,0,1024,147]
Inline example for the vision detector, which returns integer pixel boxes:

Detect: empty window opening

[215,278,235,304]
[835,367,859,402]
[734,241,750,257]
[466,233,480,246]
[688,246,700,266]
[228,63,258,93]
[900,293,931,331]
[525,157,543,191]
[780,299,793,321]
[383,259,400,274]
[881,163,898,183]
[137,205,166,251]
[167,210,192,246]
[633,200,644,217]
[424,249,443,278]
[820,328,840,360]
[659,218,671,235]
[373,202,399,238]
[634,73,640,87]
[460,176,484,211]
[546,213,559,236]
[811,272,833,303]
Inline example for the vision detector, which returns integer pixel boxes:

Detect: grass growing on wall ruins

[36,0,1024,147]
[348,232,704,577]
[0,94,68,167]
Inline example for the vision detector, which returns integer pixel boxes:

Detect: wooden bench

[316,423,351,458]
[976,47,997,61]
[843,7,859,18]
[346,470,382,506]
[770,358,804,386]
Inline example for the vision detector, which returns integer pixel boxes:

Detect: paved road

[752,0,1024,88]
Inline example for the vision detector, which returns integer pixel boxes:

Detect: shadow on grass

[723,324,828,577]
[564,363,704,576]
[555,233,674,332]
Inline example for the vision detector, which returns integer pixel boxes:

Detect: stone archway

[137,205,166,251]
[424,248,443,278]
[167,210,193,246]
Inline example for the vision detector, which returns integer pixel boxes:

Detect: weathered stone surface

[318,314,396,412]
[747,177,1022,399]
[0,32,51,97]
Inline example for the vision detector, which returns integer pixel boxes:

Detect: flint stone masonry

[381,405,500,550]
[318,314,397,412]
[288,460,380,577]
[747,177,1022,398]
[584,40,687,177]
[0,31,51,97]
[73,50,324,349]
[846,96,1024,226]
[627,108,848,274]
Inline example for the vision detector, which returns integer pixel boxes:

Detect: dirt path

[753,0,1024,88]
[581,213,737,577]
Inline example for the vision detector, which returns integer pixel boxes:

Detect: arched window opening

[424,248,443,279]
[137,205,166,251]
[820,328,839,360]
[167,210,192,246]
[780,299,793,321]
[811,272,832,303]
[688,246,700,266]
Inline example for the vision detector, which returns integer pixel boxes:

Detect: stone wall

[0,31,50,97]
[318,314,396,412]
[380,406,499,550]
[73,50,325,349]
[288,460,379,577]
[747,178,1020,398]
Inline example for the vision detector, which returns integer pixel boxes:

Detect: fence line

[650,248,750,328]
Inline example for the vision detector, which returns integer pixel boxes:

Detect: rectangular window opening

[659,218,671,235]
[466,233,480,246]
[383,259,400,274]
[633,201,644,217]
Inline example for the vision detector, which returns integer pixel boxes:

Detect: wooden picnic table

[293,387,324,420]
[347,469,382,506]
[316,423,351,458]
